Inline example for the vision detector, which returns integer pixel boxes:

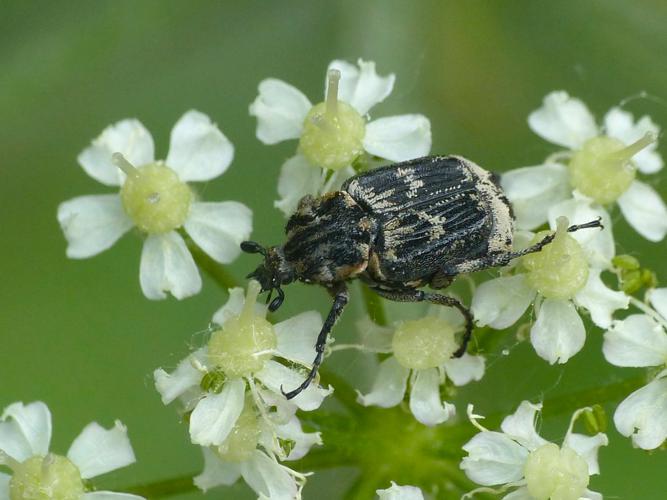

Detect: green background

[1,1,666,498]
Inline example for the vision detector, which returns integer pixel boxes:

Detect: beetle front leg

[371,287,473,358]
[281,283,349,400]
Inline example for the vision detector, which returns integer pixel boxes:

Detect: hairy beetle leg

[282,284,349,400]
[370,287,474,358]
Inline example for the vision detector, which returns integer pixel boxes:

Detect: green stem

[359,282,388,326]
[186,239,240,290]
[122,474,197,499]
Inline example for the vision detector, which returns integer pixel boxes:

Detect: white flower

[602,287,667,449]
[249,59,432,216]
[461,401,607,500]
[58,110,252,300]
[193,411,320,499]
[0,401,142,500]
[376,482,424,500]
[154,281,332,449]
[356,305,485,426]
[502,90,666,241]
[472,213,628,364]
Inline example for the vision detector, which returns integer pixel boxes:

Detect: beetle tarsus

[282,284,349,400]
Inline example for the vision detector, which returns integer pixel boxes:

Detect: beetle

[241,155,601,399]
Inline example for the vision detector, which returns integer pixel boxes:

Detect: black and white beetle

[241,155,601,399]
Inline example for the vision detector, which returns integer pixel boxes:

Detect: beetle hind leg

[281,283,349,400]
[371,287,473,358]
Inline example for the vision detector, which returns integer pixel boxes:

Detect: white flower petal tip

[471,274,535,330]
[328,59,395,116]
[274,417,322,461]
[356,357,410,408]
[249,78,312,145]
[363,114,431,162]
[563,432,608,476]
[0,401,52,460]
[274,155,322,217]
[376,482,425,500]
[409,368,455,426]
[67,421,136,479]
[443,354,485,387]
[256,360,332,411]
[460,431,528,486]
[501,163,570,230]
[193,448,242,492]
[82,492,146,500]
[530,299,585,364]
[500,401,547,450]
[528,90,598,149]
[240,450,299,499]
[274,311,323,366]
[648,287,667,321]
[153,352,205,405]
[602,314,667,367]
[603,107,663,174]
[57,195,133,259]
[613,373,667,450]
[574,269,628,329]
[139,232,202,300]
[184,202,252,264]
[189,379,246,446]
[166,110,234,182]
[618,180,667,242]
[78,118,155,186]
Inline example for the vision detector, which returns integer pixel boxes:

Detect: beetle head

[241,241,294,312]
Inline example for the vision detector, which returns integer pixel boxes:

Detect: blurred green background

[1,1,666,498]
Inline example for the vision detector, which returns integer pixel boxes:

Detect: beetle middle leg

[371,287,473,358]
[282,283,349,400]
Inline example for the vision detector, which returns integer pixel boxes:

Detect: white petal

[189,378,245,446]
[562,432,608,475]
[211,287,264,326]
[0,473,9,500]
[274,155,323,217]
[461,431,529,486]
[376,482,425,500]
[249,78,311,145]
[241,451,298,500]
[618,180,667,242]
[57,195,133,259]
[274,416,322,461]
[502,487,533,500]
[363,115,431,162]
[602,314,667,367]
[82,493,145,500]
[582,489,603,500]
[471,275,535,329]
[603,107,663,174]
[193,447,242,491]
[530,299,585,364]
[648,288,667,322]
[184,201,252,263]
[67,421,135,479]
[442,354,485,386]
[139,232,201,300]
[409,368,455,426]
[527,91,598,149]
[356,356,409,408]
[500,401,547,451]
[501,163,571,230]
[356,316,394,353]
[613,374,667,450]
[274,311,323,366]
[1,402,51,458]
[154,350,206,405]
[255,360,332,411]
[165,110,234,182]
[328,59,395,116]
[78,119,154,186]
[574,268,629,328]
[547,196,614,267]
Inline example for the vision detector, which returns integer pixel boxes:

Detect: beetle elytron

[242,155,601,399]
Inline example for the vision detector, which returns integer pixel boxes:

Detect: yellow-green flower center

[115,153,193,234]
[524,443,589,500]
[207,281,277,378]
[392,316,458,370]
[216,402,261,462]
[298,69,366,171]
[9,454,84,500]
[523,218,588,300]
[568,133,655,204]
